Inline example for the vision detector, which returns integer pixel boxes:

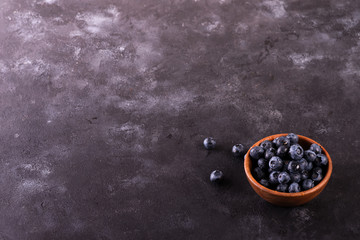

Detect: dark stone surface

[0,0,359,239]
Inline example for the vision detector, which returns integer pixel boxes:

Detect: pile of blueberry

[250,133,328,193]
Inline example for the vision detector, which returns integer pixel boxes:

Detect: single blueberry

[289,144,304,160]
[298,158,308,171]
[310,143,322,154]
[313,167,323,175]
[275,136,291,148]
[278,171,291,184]
[265,147,276,160]
[276,183,288,192]
[250,146,265,160]
[316,154,328,166]
[269,171,280,185]
[311,171,323,182]
[210,170,223,183]
[203,137,216,150]
[302,179,314,190]
[260,179,270,188]
[260,140,274,150]
[304,150,317,162]
[276,145,288,158]
[257,158,268,170]
[269,156,283,171]
[305,161,313,171]
[300,170,309,180]
[286,133,299,145]
[272,137,280,146]
[232,144,246,158]
[287,161,300,173]
[290,172,301,183]
[253,167,265,180]
[288,182,301,193]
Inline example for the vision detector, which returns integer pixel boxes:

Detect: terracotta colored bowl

[244,133,333,207]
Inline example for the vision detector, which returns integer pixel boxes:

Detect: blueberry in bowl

[244,133,333,207]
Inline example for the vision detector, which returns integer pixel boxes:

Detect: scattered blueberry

[260,140,273,150]
[265,147,276,160]
[210,170,223,183]
[250,146,265,160]
[304,150,317,162]
[269,171,280,185]
[298,158,308,171]
[302,179,314,190]
[286,133,299,145]
[232,144,246,158]
[310,143,322,154]
[203,137,216,150]
[260,179,270,187]
[269,156,283,171]
[276,145,288,158]
[287,161,300,173]
[290,172,301,183]
[300,170,309,180]
[289,144,304,160]
[278,171,291,184]
[253,167,265,180]
[276,183,288,192]
[288,183,301,193]
[311,171,323,182]
[257,158,268,170]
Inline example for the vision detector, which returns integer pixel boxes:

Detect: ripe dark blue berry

[250,146,265,160]
[316,154,328,166]
[289,144,304,160]
[276,145,288,158]
[311,171,323,182]
[286,133,299,145]
[304,150,317,162]
[269,156,283,171]
[232,144,246,158]
[313,167,322,175]
[278,171,291,184]
[265,147,276,160]
[260,179,270,187]
[298,158,308,171]
[260,140,274,150]
[310,143,322,154]
[276,183,288,192]
[288,183,301,193]
[290,172,301,183]
[305,161,313,171]
[287,161,300,173]
[210,170,223,182]
[302,179,314,190]
[253,167,265,180]
[257,158,267,170]
[203,137,216,150]
[275,136,291,148]
[269,171,280,185]
[300,170,309,180]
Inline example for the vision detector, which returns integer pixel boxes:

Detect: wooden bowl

[244,133,333,207]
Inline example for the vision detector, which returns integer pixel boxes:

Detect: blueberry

[298,158,308,171]
[260,179,270,188]
[276,145,288,158]
[311,171,323,182]
[250,146,265,160]
[310,143,322,154]
[232,144,246,158]
[305,161,313,171]
[316,154,328,166]
[282,160,290,172]
[288,182,301,193]
[257,158,268,170]
[275,136,291,148]
[286,133,299,145]
[313,167,323,175]
[289,144,304,160]
[276,183,288,192]
[290,172,301,183]
[272,137,280,146]
[269,171,280,185]
[287,161,300,173]
[300,170,309,180]
[253,167,265,180]
[278,171,291,184]
[260,140,274,150]
[210,170,223,183]
[265,147,276,160]
[302,179,314,190]
[269,156,283,171]
[304,150,317,162]
[203,137,216,150]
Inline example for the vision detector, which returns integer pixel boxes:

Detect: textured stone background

[0,0,359,239]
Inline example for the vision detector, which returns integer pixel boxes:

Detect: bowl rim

[244,133,333,197]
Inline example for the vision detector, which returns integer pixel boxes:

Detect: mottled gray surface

[0,0,359,239]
